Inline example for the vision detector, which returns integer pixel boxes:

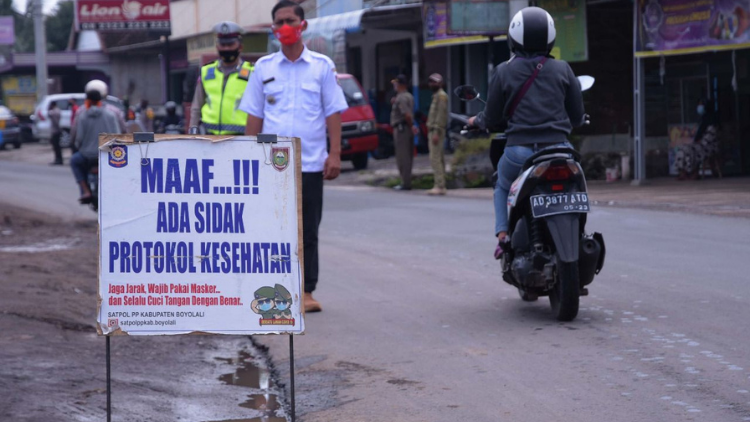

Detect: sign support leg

[106,336,112,422]
[289,334,296,422]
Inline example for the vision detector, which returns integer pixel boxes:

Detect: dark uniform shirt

[390,91,414,127]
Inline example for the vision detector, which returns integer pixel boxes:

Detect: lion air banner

[636,0,750,56]
[75,0,171,31]
[97,135,304,336]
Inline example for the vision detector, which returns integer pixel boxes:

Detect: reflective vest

[200,61,254,135]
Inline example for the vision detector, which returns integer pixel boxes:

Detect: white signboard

[97,135,304,335]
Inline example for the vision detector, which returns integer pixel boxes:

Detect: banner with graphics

[75,0,171,32]
[0,16,14,45]
[539,0,589,62]
[636,0,750,56]
[423,1,489,49]
[97,135,304,335]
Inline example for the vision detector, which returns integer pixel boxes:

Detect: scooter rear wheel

[549,259,579,321]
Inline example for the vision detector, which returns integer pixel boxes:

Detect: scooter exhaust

[579,232,605,286]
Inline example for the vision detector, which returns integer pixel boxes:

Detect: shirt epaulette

[307,50,336,67]
[238,66,251,81]
[254,53,276,66]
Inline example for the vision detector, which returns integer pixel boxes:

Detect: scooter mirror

[454,85,480,101]
[577,75,595,92]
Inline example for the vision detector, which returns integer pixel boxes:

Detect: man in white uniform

[240,0,348,313]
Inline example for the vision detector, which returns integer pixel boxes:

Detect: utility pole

[33,0,48,102]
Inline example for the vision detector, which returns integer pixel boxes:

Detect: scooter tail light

[543,165,573,181]
[37,109,46,121]
[531,162,550,178]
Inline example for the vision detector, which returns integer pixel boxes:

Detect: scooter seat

[523,146,581,170]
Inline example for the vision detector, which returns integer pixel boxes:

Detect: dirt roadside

[0,204,288,422]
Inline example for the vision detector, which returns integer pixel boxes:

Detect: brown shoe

[304,292,322,313]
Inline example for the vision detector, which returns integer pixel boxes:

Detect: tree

[0,0,34,53]
[0,0,75,53]
[45,0,74,52]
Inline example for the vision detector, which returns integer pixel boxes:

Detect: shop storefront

[636,0,750,176]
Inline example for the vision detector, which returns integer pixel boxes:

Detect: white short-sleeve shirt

[239,47,349,172]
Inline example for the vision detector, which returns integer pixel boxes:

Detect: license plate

[530,192,590,218]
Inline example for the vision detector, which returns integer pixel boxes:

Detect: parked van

[337,74,378,169]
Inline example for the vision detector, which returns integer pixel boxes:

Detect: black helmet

[507,7,556,54]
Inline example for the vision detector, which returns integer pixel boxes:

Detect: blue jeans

[70,152,97,189]
[493,142,572,235]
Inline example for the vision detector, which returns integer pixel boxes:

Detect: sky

[12,0,63,15]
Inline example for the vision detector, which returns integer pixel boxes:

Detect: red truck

[336,73,378,169]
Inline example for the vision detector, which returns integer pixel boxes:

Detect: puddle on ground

[0,238,77,253]
[239,394,280,412]
[218,352,273,390]
[210,351,285,422]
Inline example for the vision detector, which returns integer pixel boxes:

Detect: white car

[30,93,125,147]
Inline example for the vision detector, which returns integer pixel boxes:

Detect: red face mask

[274,23,304,46]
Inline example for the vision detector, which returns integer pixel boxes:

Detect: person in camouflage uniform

[426,73,449,195]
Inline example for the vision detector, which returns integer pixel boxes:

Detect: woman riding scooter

[467,7,587,258]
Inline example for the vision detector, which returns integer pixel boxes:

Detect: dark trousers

[302,172,324,293]
[70,152,97,195]
[394,127,413,189]
[51,132,62,163]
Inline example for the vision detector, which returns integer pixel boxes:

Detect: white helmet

[85,79,108,97]
[508,7,556,54]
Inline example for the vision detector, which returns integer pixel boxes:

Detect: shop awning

[305,3,421,35]
[305,9,367,35]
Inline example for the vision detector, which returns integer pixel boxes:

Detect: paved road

[4,156,750,422]
[260,184,750,422]
[0,160,95,221]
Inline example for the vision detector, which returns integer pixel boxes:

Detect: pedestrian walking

[240,0,348,313]
[390,74,417,191]
[68,98,79,153]
[48,102,63,165]
[189,21,254,135]
[426,73,449,195]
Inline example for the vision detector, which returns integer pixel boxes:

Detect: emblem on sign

[271,147,290,172]
[109,145,128,168]
[252,284,295,326]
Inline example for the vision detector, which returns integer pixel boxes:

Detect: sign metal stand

[289,334,296,422]
[100,133,302,422]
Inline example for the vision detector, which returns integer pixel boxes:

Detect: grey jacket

[475,52,585,146]
[74,106,120,160]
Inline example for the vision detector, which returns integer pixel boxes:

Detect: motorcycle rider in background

[467,7,586,258]
[159,101,183,133]
[70,80,120,204]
